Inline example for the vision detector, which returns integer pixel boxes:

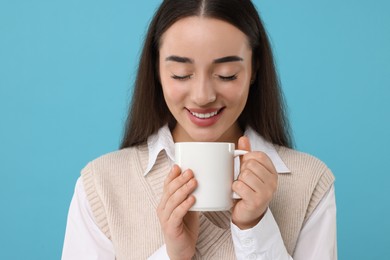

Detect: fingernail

[183,170,190,178]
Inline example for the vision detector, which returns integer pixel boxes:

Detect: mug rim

[175,142,234,145]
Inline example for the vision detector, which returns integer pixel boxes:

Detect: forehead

[159,16,251,58]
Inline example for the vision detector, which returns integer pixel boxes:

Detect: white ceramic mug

[175,142,247,211]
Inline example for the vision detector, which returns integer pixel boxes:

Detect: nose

[190,76,216,106]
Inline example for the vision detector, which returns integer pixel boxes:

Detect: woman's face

[159,16,253,143]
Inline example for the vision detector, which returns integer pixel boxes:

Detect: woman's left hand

[231,136,278,230]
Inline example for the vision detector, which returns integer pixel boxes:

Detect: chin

[177,123,236,143]
[191,137,217,142]
[188,131,224,143]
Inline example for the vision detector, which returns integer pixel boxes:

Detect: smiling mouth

[188,108,224,119]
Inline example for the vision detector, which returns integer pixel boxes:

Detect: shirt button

[247,253,257,260]
[242,238,254,247]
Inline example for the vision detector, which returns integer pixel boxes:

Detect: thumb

[238,136,251,152]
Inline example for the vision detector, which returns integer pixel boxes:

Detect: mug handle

[232,150,248,199]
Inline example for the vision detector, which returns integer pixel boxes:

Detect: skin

[156,16,278,260]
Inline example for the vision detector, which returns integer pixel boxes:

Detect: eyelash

[171,74,238,81]
[219,74,238,81]
[171,74,192,81]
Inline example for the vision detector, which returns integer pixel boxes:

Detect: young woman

[62,1,337,259]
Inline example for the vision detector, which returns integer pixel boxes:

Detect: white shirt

[62,126,337,260]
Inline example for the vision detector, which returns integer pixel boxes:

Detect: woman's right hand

[157,165,199,260]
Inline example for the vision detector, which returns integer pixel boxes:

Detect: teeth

[191,110,218,119]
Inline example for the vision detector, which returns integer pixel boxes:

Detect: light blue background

[1,0,389,259]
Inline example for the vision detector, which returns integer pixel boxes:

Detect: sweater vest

[81,144,334,259]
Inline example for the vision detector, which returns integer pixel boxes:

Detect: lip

[186,107,224,127]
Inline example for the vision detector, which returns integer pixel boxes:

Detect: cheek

[161,81,186,105]
[160,63,187,106]
[232,92,249,109]
[223,82,250,105]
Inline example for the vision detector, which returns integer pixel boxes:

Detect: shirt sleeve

[231,208,292,260]
[293,185,337,260]
[148,244,170,260]
[231,184,337,260]
[61,177,115,260]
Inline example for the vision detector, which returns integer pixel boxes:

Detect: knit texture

[81,144,334,259]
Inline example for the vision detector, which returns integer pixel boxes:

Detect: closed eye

[219,74,237,81]
[171,74,192,81]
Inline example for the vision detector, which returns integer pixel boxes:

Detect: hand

[231,136,278,230]
[157,165,199,260]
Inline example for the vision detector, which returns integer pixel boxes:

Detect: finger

[238,166,269,193]
[241,152,277,175]
[165,176,197,212]
[238,136,251,152]
[232,179,256,200]
[238,136,251,167]
[164,164,182,186]
[162,174,197,222]
[159,165,182,209]
[232,178,272,218]
[169,195,197,228]
[159,166,193,211]
[234,170,275,207]
[238,162,278,205]
[241,159,275,184]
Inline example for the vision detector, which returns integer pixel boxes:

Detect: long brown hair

[120,0,293,148]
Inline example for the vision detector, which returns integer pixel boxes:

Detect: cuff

[231,209,288,259]
[148,244,170,260]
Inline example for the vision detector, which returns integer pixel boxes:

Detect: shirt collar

[144,125,175,176]
[144,125,291,176]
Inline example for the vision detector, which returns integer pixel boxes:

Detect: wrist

[167,248,195,260]
[233,210,267,230]
[169,255,193,260]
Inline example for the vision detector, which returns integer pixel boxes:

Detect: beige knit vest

[81,144,334,259]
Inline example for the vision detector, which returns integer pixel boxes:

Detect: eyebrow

[165,56,193,63]
[165,55,243,64]
[213,56,243,64]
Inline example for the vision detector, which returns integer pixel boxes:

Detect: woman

[62,0,337,259]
